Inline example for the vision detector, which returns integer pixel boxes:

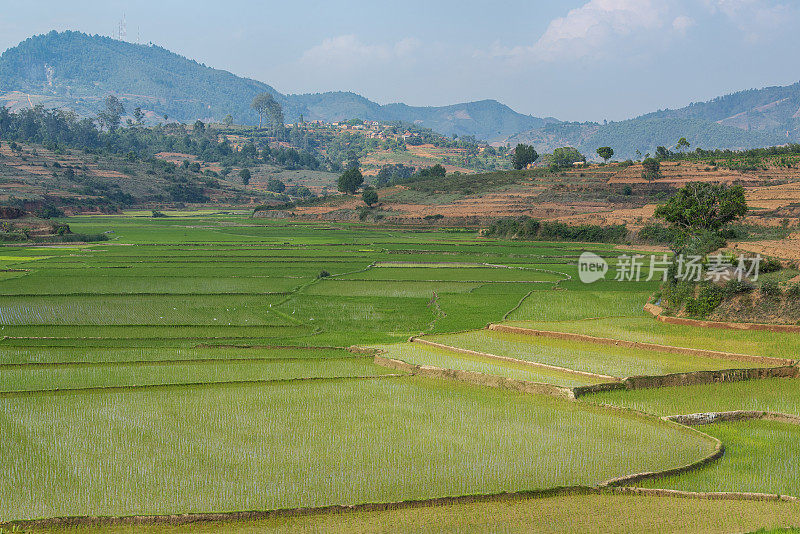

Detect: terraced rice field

[636,420,800,497]
[584,377,800,417]
[38,494,800,534]
[505,316,800,360]
[421,329,770,379]
[0,214,797,532]
[0,377,715,521]
[378,342,608,387]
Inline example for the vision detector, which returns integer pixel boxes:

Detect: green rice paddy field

[0,214,798,532]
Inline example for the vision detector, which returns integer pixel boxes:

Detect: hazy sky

[1,0,798,121]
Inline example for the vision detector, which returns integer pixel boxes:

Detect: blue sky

[1,0,798,121]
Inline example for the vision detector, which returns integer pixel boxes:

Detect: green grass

[36,494,800,534]
[0,377,715,521]
[423,330,767,379]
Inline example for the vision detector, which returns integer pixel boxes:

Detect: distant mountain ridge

[506,83,800,159]
[2,31,800,153]
[0,31,549,141]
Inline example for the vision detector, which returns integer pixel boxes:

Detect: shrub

[662,280,694,310]
[724,278,755,296]
[760,280,782,298]
[786,284,800,299]
[485,217,626,243]
[760,257,783,274]
[0,206,25,219]
[50,223,71,235]
[637,223,678,245]
[317,270,330,279]
[641,158,661,181]
[685,284,725,318]
[267,178,286,193]
[35,205,64,219]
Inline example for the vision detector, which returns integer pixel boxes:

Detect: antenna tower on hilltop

[117,14,127,41]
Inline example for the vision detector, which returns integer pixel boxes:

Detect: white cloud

[672,15,695,34]
[485,0,795,64]
[300,35,421,67]
[478,0,676,63]
[530,0,665,61]
[701,0,795,41]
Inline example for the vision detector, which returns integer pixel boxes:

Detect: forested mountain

[0,31,547,141]
[506,83,800,159]
[506,117,787,160]
[642,82,800,133]
[3,31,800,152]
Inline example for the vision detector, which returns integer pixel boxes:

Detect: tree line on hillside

[485,217,628,243]
[0,98,326,173]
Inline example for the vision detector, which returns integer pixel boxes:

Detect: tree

[97,95,124,132]
[344,152,360,171]
[551,147,584,168]
[133,107,145,125]
[511,144,539,170]
[251,93,284,135]
[641,157,661,182]
[338,168,364,195]
[193,120,205,133]
[251,93,271,128]
[676,137,690,152]
[223,114,234,127]
[655,146,671,160]
[655,183,747,232]
[267,178,285,193]
[596,147,614,163]
[655,183,748,255]
[417,164,447,178]
[362,187,378,207]
[239,168,251,187]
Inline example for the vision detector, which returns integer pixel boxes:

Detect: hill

[0,31,547,141]
[506,82,800,159]
[506,117,787,160]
